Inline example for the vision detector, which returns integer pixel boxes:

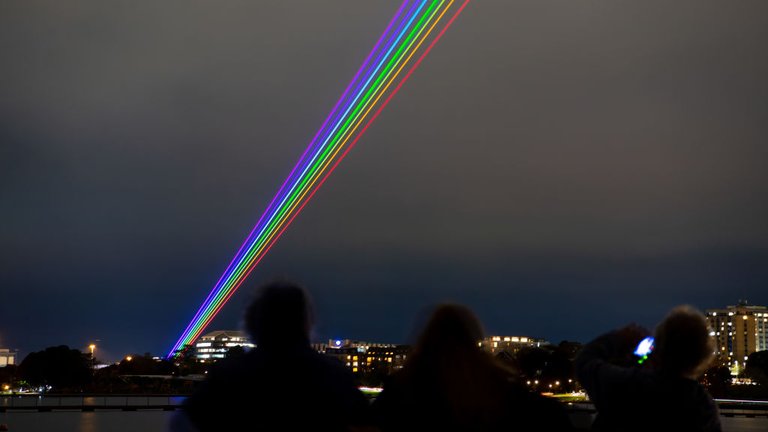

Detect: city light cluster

[168,0,471,357]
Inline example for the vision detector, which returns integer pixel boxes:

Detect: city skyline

[2,1,767,361]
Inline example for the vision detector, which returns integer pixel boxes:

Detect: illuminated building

[479,336,548,355]
[0,348,17,367]
[361,346,409,375]
[194,330,255,361]
[322,339,408,375]
[706,301,768,372]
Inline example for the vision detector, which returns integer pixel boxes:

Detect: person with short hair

[575,305,721,431]
[173,280,371,432]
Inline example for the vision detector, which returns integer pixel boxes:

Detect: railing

[716,398,768,418]
[1,395,767,419]
[563,400,768,418]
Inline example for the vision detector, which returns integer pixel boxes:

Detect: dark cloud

[1,1,766,360]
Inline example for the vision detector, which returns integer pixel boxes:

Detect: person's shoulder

[683,378,719,409]
[654,373,709,396]
[661,379,722,431]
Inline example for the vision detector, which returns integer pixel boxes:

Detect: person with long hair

[371,303,572,431]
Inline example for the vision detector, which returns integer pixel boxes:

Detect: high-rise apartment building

[706,301,768,371]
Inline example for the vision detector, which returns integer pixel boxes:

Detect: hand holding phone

[633,336,654,364]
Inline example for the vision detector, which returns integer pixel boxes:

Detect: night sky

[2,1,767,363]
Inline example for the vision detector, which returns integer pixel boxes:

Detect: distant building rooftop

[0,348,18,367]
[198,330,249,340]
[479,335,549,354]
[195,330,254,361]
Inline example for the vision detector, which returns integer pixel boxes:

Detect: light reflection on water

[0,411,766,432]
[81,412,95,432]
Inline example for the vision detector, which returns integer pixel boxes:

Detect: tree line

[1,344,768,398]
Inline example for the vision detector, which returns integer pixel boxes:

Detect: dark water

[0,410,173,432]
[568,412,768,432]
[1,411,766,431]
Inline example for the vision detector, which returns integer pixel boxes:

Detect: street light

[89,344,96,369]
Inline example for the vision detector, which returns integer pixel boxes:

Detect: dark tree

[744,351,768,384]
[0,364,19,390]
[508,343,580,392]
[358,368,389,388]
[118,354,175,376]
[701,365,731,398]
[515,346,550,380]
[543,344,575,390]
[174,344,206,376]
[19,345,91,392]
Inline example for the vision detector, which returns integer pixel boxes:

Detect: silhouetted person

[174,280,371,432]
[371,303,572,431]
[575,305,721,432]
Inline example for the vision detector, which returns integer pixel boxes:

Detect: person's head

[413,303,485,359]
[244,280,314,347]
[653,305,714,378]
[402,303,516,422]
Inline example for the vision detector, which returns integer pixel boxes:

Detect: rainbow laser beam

[168,0,470,358]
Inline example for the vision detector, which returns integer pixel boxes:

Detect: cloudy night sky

[1,0,767,362]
